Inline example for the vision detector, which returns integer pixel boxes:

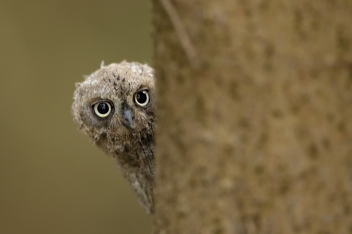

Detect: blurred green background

[0,0,152,233]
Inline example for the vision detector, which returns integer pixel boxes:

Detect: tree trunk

[152,0,352,233]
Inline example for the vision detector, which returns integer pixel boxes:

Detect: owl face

[72,62,155,153]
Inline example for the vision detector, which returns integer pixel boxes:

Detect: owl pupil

[137,92,147,103]
[98,103,109,114]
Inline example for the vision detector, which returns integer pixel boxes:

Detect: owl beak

[123,107,135,129]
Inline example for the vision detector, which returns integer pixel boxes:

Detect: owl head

[72,62,155,154]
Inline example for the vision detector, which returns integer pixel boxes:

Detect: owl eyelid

[91,99,113,106]
[136,87,148,92]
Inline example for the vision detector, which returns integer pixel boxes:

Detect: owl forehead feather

[73,61,154,111]
[81,61,154,86]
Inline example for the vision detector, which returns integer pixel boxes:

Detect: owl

[72,61,155,214]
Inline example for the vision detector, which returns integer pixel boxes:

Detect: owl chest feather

[114,141,155,214]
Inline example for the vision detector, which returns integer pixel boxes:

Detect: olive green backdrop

[0,0,152,233]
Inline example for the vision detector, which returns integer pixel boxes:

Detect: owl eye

[134,90,149,107]
[93,101,113,118]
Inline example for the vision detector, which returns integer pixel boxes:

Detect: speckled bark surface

[152,1,352,233]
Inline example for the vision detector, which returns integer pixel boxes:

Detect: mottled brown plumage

[72,61,155,214]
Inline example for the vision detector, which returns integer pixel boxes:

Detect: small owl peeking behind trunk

[72,61,155,214]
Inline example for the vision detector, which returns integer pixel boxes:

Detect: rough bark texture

[152,0,352,233]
